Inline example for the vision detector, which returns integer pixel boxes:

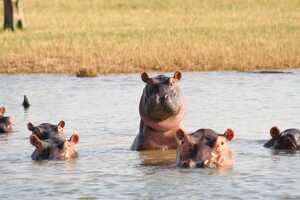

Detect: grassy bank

[0,0,300,74]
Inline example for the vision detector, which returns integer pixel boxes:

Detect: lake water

[1,71,300,199]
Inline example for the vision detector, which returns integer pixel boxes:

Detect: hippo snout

[178,159,206,168]
[159,94,168,103]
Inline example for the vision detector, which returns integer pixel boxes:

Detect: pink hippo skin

[131,71,185,151]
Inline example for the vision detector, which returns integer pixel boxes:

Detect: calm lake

[1,71,300,199]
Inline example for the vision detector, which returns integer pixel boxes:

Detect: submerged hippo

[264,126,300,150]
[175,128,234,168]
[28,120,79,160]
[22,95,30,109]
[0,107,13,133]
[131,71,184,151]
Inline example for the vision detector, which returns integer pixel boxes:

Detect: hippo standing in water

[28,120,79,160]
[175,128,234,168]
[0,107,13,133]
[131,71,184,151]
[264,126,300,150]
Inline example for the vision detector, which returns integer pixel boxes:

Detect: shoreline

[0,67,297,75]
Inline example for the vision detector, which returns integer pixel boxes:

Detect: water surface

[1,71,300,199]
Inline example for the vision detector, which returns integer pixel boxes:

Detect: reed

[0,0,299,74]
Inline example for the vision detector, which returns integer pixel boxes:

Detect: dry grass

[0,0,300,74]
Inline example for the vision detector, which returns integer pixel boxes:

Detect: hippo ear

[224,129,234,141]
[173,71,182,81]
[176,129,188,144]
[141,72,154,85]
[58,120,65,128]
[57,120,65,134]
[69,132,79,144]
[270,126,280,139]
[27,122,35,131]
[30,134,44,152]
[0,107,6,116]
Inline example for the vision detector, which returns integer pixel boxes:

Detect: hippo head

[28,120,79,160]
[27,120,65,140]
[264,127,300,150]
[175,128,234,168]
[140,71,183,121]
[30,132,79,160]
[0,107,13,133]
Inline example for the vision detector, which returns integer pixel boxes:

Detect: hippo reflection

[0,107,13,133]
[28,121,79,160]
[131,71,184,151]
[175,128,234,168]
[264,126,300,150]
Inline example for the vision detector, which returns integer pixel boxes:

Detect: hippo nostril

[159,95,168,103]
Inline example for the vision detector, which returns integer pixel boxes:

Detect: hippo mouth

[176,147,215,168]
[177,154,225,169]
[177,159,207,168]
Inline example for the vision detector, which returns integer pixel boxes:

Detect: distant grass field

[0,0,300,74]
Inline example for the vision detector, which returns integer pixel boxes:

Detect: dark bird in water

[22,95,30,109]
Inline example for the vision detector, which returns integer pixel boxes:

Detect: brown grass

[0,0,300,74]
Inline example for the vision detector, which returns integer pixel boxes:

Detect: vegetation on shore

[0,0,300,74]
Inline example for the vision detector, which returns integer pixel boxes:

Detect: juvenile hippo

[28,121,79,160]
[264,126,300,150]
[131,71,184,151]
[175,128,234,168]
[0,107,13,133]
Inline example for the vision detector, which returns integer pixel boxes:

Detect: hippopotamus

[131,71,184,151]
[175,128,234,168]
[264,126,300,150]
[27,120,79,160]
[0,107,13,133]
[22,95,30,109]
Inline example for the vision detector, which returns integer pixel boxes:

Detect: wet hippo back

[131,71,184,151]
[264,127,300,150]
